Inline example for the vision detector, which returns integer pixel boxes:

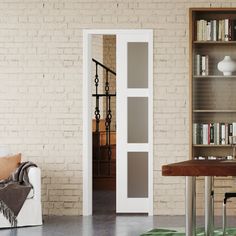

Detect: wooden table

[162,159,236,236]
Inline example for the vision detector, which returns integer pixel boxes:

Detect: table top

[162,159,236,176]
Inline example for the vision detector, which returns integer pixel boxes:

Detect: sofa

[0,152,42,228]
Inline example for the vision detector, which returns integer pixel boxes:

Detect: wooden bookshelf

[190,8,236,159]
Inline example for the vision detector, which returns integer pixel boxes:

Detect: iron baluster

[94,62,101,176]
[94,63,100,133]
[107,95,112,175]
[105,70,109,147]
[104,70,112,176]
[92,58,116,178]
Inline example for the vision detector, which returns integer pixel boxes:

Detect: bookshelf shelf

[193,145,232,148]
[194,41,236,44]
[193,110,236,113]
[190,8,236,159]
[193,75,236,79]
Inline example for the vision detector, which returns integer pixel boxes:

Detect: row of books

[195,54,209,76]
[196,19,236,41]
[193,123,236,145]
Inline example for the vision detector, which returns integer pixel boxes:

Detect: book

[218,20,222,41]
[207,21,211,40]
[225,19,229,41]
[216,123,220,145]
[213,20,217,41]
[231,20,236,41]
[225,123,229,144]
[203,20,207,40]
[201,55,209,76]
[197,20,204,41]
[229,123,233,137]
[196,54,201,76]
[193,123,197,145]
[201,56,206,76]
[199,124,203,144]
[203,124,208,145]
[221,123,226,145]
[233,122,236,136]
[221,20,225,41]
[210,123,214,144]
[197,20,201,41]
[214,123,218,144]
[205,55,209,75]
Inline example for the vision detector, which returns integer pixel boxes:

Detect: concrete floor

[0,191,235,236]
[1,215,236,236]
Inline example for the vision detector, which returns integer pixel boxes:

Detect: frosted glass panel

[128,152,148,198]
[128,97,148,143]
[128,42,148,88]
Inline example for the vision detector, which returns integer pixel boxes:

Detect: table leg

[205,176,214,236]
[186,176,196,236]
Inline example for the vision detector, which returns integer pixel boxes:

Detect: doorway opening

[91,35,116,215]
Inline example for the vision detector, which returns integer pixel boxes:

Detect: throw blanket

[0,161,37,227]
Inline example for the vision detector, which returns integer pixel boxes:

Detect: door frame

[83,29,153,216]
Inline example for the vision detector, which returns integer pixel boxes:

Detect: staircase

[92,58,116,191]
[93,119,116,190]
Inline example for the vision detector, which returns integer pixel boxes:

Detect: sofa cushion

[0,153,21,180]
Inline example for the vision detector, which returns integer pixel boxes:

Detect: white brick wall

[1,0,236,216]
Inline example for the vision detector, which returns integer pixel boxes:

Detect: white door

[116,30,153,214]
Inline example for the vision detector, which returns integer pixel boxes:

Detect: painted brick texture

[1,0,236,216]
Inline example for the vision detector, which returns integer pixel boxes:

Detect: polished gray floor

[1,215,236,236]
[0,190,235,236]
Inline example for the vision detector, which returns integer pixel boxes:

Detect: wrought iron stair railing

[92,58,116,178]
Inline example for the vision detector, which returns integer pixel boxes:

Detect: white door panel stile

[116,31,153,214]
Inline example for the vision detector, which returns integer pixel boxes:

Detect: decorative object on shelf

[217,56,236,76]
